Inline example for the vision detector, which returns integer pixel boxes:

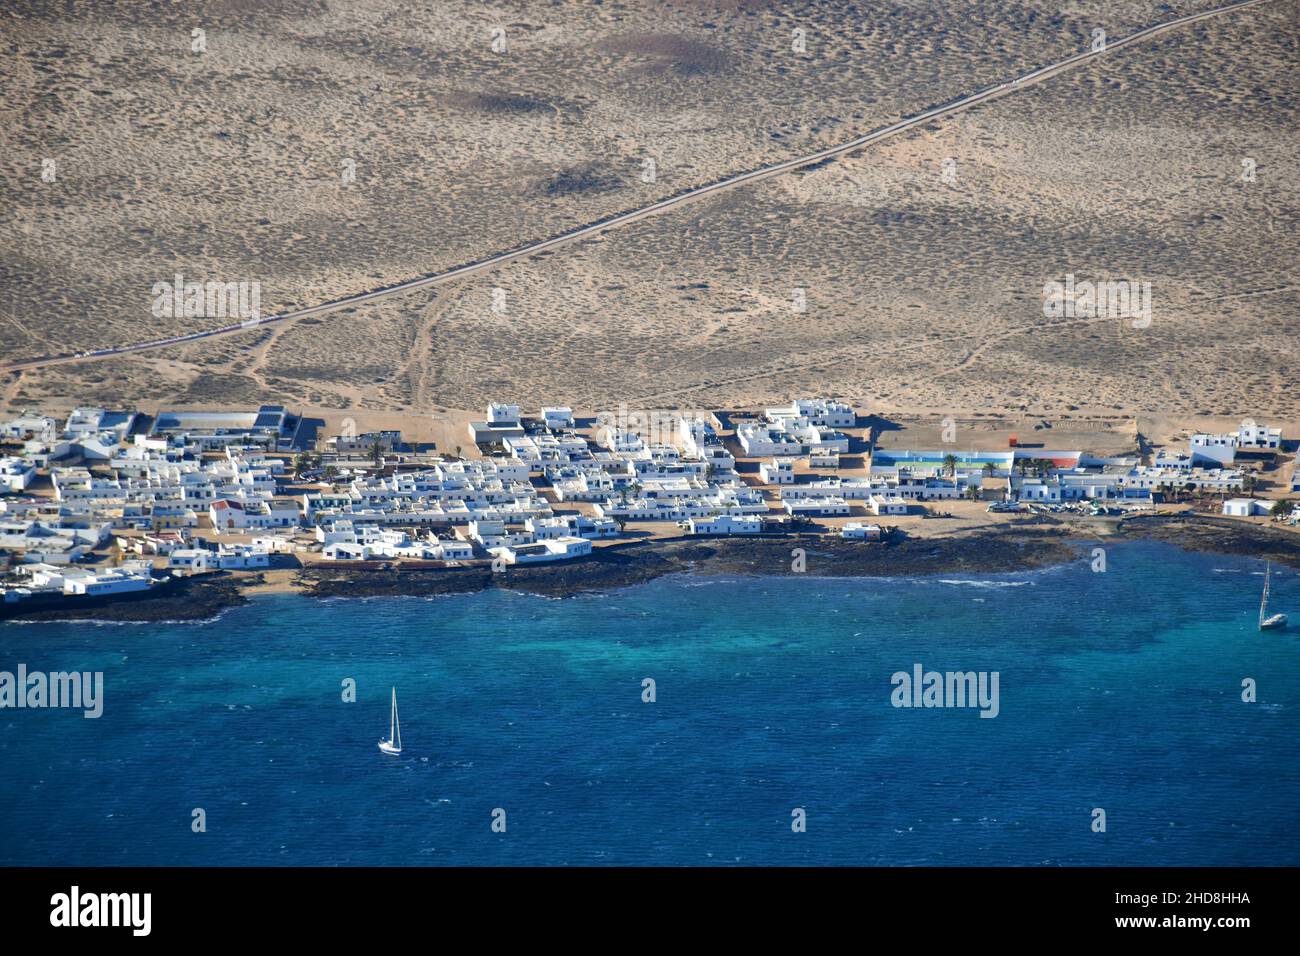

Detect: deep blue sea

[1,539,1297,866]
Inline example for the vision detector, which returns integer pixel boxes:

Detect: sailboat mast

[1260,563,1270,627]
[390,688,396,742]
[394,692,401,749]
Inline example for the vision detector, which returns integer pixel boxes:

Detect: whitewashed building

[217,545,271,569]
[783,496,850,517]
[687,514,764,535]
[489,536,593,564]
[541,406,575,430]
[1222,498,1273,517]
[0,458,36,493]
[841,522,883,540]
[169,548,215,571]
[759,458,796,484]
[765,399,856,428]
[868,494,912,516]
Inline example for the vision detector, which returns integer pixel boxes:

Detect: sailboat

[1259,562,1287,631]
[378,687,403,755]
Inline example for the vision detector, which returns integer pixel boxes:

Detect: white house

[1237,421,1283,451]
[1188,423,1278,464]
[567,513,619,539]
[468,403,525,442]
[841,522,883,540]
[783,496,850,517]
[540,406,575,430]
[209,499,250,530]
[64,407,137,440]
[525,516,571,540]
[1222,498,1273,517]
[209,498,298,531]
[895,476,967,500]
[598,426,645,453]
[736,422,803,457]
[701,446,735,475]
[759,458,796,484]
[1,413,57,442]
[489,536,592,564]
[488,403,521,427]
[868,494,912,516]
[216,545,271,569]
[59,566,151,596]
[433,538,474,561]
[0,458,36,493]
[765,399,856,428]
[323,542,371,561]
[169,548,215,571]
[1190,433,1238,467]
[687,514,763,535]
[250,535,298,554]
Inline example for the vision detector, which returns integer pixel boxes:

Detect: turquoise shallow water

[1,539,1297,866]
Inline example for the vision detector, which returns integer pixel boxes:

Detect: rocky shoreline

[296,524,1081,601]
[3,515,1297,624]
[0,570,250,624]
[1112,513,1300,564]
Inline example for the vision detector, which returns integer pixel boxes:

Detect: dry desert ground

[1,0,1296,422]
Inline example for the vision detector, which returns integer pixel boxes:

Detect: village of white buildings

[0,398,1296,606]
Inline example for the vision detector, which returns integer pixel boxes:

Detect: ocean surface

[1,539,1297,866]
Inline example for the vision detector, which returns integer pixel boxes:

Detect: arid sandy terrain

[1,0,1296,420]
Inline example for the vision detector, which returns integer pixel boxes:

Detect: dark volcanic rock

[294,526,1081,602]
[0,572,249,624]
[1114,514,1300,568]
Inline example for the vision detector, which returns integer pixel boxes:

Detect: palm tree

[292,452,310,478]
[1243,474,1259,496]
[942,453,958,479]
[1270,498,1291,518]
[367,437,384,468]
[983,461,997,478]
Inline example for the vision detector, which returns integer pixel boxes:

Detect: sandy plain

[1,0,1296,423]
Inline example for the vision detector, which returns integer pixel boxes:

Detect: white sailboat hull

[1258,563,1286,631]
[379,686,402,755]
